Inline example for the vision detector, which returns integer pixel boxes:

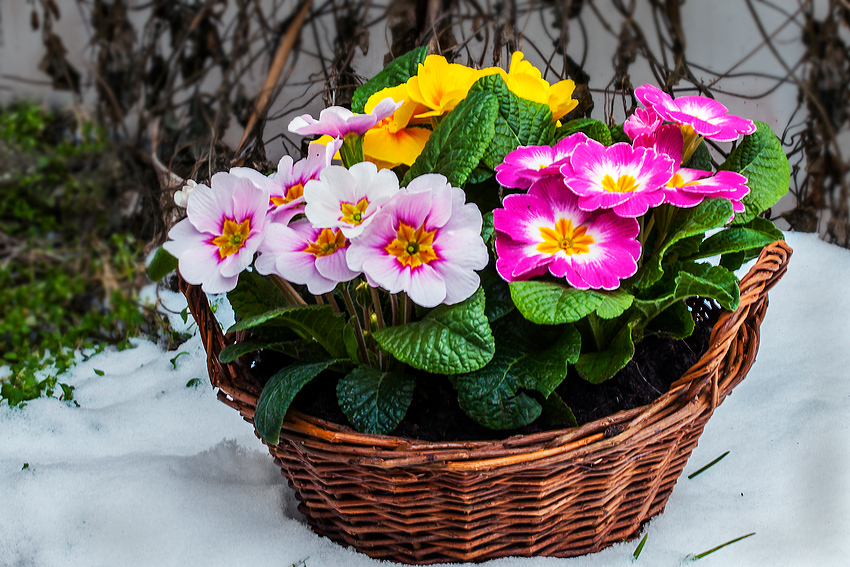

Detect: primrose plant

[156,47,790,442]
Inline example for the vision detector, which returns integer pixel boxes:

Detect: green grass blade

[632,533,649,561]
[688,532,755,561]
[688,451,730,479]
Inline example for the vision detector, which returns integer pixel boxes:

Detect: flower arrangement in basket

[154,47,790,445]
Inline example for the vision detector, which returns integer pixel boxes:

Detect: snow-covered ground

[1,231,848,567]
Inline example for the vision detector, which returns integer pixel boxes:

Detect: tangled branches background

[18,0,850,248]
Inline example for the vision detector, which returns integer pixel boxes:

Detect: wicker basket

[180,240,791,564]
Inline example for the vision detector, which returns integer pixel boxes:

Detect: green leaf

[227,270,289,321]
[343,319,361,363]
[402,91,499,188]
[226,305,346,359]
[633,199,734,289]
[609,123,630,144]
[593,289,634,319]
[480,269,514,322]
[538,392,578,428]
[373,287,495,374]
[720,121,790,224]
[689,227,777,261]
[469,74,555,169]
[555,118,613,145]
[455,325,580,429]
[632,262,740,325]
[575,322,636,383]
[255,360,334,445]
[336,365,416,434]
[218,338,323,364]
[510,281,633,324]
[683,140,712,171]
[350,46,428,113]
[646,300,696,339]
[147,246,178,281]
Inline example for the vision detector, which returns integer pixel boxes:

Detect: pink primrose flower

[304,161,400,239]
[254,219,359,295]
[288,97,403,139]
[635,124,749,212]
[232,140,342,222]
[163,171,270,294]
[493,178,640,290]
[635,84,756,142]
[623,107,662,143]
[559,138,676,217]
[495,133,588,189]
[345,174,489,308]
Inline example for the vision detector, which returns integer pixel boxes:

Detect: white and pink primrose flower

[635,124,750,213]
[635,84,756,142]
[493,178,640,290]
[231,140,342,222]
[254,219,358,295]
[288,97,402,139]
[304,161,400,239]
[163,171,270,294]
[559,138,676,218]
[346,174,489,308]
[495,133,588,189]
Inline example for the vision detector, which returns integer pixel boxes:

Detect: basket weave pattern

[181,241,792,564]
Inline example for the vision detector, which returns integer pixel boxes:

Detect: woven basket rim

[181,240,792,467]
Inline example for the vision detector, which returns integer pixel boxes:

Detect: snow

[2,231,848,567]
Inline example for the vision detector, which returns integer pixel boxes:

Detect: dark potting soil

[276,299,721,442]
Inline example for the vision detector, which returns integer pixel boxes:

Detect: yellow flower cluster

[358,51,578,170]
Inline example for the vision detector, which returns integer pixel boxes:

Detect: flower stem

[340,284,371,366]
[390,293,399,327]
[370,287,386,331]
[270,275,307,306]
[324,292,341,314]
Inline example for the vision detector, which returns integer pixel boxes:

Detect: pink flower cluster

[164,150,487,308]
[493,84,754,290]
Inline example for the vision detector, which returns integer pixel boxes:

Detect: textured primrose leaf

[402,91,498,188]
[632,198,734,289]
[510,281,633,324]
[219,339,281,364]
[350,46,428,113]
[555,118,613,145]
[336,365,416,435]
[689,227,778,261]
[147,246,178,282]
[227,270,289,321]
[575,322,636,384]
[255,360,334,445]
[632,261,740,324]
[480,269,514,322]
[469,74,555,169]
[226,304,346,359]
[455,324,579,429]
[539,392,578,428]
[373,288,494,374]
[720,121,791,225]
[645,301,696,339]
[609,123,631,144]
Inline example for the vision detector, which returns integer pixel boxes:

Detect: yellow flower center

[303,228,346,257]
[602,174,638,193]
[339,198,369,226]
[385,222,439,269]
[212,218,251,259]
[537,218,594,256]
[667,173,701,189]
[270,183,304,207]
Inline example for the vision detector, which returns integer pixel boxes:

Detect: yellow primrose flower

[406,55,499,119]
[500,51,578,121]
[362,84,432,168]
